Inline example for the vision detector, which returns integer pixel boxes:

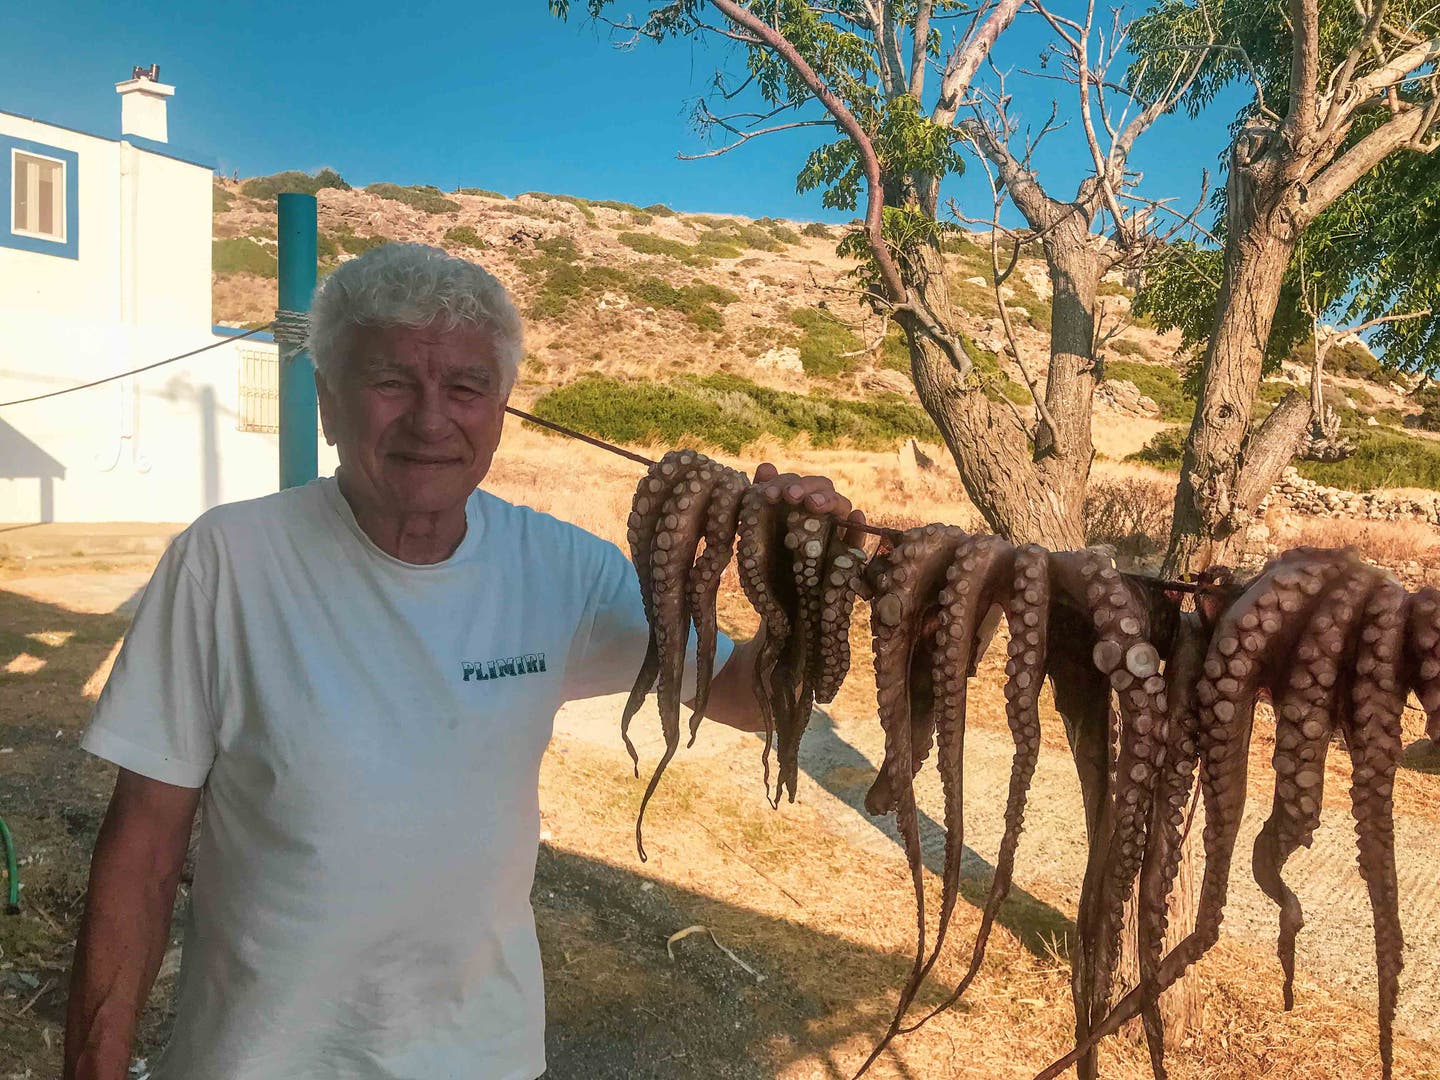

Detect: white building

[0,66,334,524]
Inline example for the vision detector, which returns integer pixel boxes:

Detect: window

[238,345,280,432]
[237,344,324,434]
[12,150,66,242]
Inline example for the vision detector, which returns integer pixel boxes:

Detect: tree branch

[930,0,1027,128]
[1288,0,1322,138]
[909,0,935,97]
[679,118,835,159]
[1301,101,1438,221]
[706,0,909,303]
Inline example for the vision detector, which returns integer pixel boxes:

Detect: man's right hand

[64,768,200,1080]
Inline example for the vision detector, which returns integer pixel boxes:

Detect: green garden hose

[0,815,18,914]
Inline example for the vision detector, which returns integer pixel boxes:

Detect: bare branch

[679,119,834,159]
[931,0,1027,128]
[976,154,1067,453]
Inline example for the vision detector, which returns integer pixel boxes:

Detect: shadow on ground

[792,708,1075,962]
[538,843,930,1080]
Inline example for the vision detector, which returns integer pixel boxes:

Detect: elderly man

[63,243,860,1080]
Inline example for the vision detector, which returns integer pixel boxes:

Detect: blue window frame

[0,134,79,260]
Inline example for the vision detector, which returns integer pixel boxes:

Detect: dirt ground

[3,463,1440,1079]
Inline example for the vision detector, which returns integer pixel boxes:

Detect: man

[63,242,861,1079]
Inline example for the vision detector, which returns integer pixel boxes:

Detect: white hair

[308,242,523,393]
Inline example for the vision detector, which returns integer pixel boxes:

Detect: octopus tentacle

[815,532,866,705]
[735,485,795,803]
[1034,548,1360,1080]
[853,524,968,1077]
[1049,550,1168,1047]
[1343,580,1409,1080]
[1406,587,1440,743]
[684,467,749,745]
[919,537,1014,984]
[634,460,723,860]
[1252,563,1380,1010]
[622,450,702,773]
[903,540,1044,1035]
[776,509,832,801]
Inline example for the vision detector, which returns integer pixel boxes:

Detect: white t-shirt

[82,475,732,1080]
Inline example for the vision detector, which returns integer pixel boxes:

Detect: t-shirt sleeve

[562,537,735,703]
[81,534,220,788]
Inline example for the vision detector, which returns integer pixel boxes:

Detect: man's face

[317,320,508,518]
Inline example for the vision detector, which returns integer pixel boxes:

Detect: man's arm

[64,769,200,1080]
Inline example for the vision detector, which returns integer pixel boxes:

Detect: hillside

[210,173,1440,497]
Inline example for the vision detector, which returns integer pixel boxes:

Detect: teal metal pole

[277,193,318,489]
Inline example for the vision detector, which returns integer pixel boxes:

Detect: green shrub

[1126,427,1187,470]
[801,222,831,238]
[529,373,937,453]
[631,278,739,331]
[213,238,277,277]
[1410,384,1440,431]
[241,168,349,201]
[336,232,386,255]
[880,324,910,372]
[1109,338,1150,359]
[702,221,783,252]
[526,257,736,331]
[619,232,692,259]
[213,185,233,212]
[458,188,506,198]
[366,183,461,214]
[519,192,596,221]
[590,199,645,214]
[789,308,862,377]
[1290,339,1395,383]
[1103,359,1192,422]
[1373,406,1406,427]
[629,212,654,227]
[443,225,486,249]
[756,217,801,245]
[316,233,340,261]
[1296,428,1440,491]
[535,235,579,261]
[644,203,677,217]
[1097,280,1132,297]
[689,240,744,261]
[529,263,629,320]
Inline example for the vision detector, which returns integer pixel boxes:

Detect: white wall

[0,320,337,523]
[0,110,336,524]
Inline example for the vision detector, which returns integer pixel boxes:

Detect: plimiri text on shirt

[461,653,548,682]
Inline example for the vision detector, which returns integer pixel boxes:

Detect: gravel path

[557,694,1440,1041]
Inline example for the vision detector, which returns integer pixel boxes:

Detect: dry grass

[1265,508,1440,574]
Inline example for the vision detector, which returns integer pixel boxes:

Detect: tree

[1126,0,1440,573]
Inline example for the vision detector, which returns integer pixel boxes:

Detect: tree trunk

[1165,128,1307,576]
[1037,233,1099,487]
[901,247,1088,548]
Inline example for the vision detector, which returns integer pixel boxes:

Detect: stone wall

[1267,467,1440,525]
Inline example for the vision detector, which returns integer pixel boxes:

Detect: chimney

[115,64,174,143]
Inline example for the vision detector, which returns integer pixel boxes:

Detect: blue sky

[2,2,1241,226]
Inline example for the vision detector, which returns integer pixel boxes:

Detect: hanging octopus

[620,452,1432,1080]
[1035,547,1421,1080]
[623,454,866,856]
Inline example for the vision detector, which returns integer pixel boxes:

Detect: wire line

[0,324,276,408]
